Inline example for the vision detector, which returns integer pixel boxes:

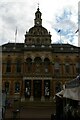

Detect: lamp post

[12,98,20,119]
[2,90,7,119]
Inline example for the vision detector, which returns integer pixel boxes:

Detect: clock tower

[34,7,42,26]
[25,6,51,45]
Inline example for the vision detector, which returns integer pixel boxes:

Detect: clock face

[36,21,39,24]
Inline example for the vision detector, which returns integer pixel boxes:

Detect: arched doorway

[33,80,42,98]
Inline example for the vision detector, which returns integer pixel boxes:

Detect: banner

[63,86,80,100]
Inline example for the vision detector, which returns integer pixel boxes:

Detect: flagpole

[15,35,16,46]
[60,31,61,43]
[58,30,61,44]
[75,29,79,34]
[14,27,17,46]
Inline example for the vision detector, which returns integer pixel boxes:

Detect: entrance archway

[33,80,42,98]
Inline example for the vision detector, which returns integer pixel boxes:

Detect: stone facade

[2,7,80,101]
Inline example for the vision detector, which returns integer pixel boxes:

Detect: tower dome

[25,7,51,45]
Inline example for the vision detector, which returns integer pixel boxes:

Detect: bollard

[12,109,19,119]
[51,113,56,120]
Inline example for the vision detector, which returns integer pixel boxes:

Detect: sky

[0,0,80,46]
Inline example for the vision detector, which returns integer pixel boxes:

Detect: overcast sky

[0,0,80,46]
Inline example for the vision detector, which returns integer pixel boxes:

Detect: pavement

[3,99,56,120]
[4,107,55,120]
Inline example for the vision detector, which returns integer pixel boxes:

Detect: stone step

[5,118,51,120]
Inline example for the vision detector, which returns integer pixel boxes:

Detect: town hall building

[2,7,80,101]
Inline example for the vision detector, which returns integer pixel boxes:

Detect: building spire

[38,2,39,8]
[34,3,42,26]
[37,2,40,11]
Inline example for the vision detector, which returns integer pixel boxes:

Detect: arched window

[6,60,11,73]
[44,58,50,73]
[54,62,60,76]
[34,57,42,73]
[16,60,21,73]
[15,82,20,93]
[65,62,70,73]
[76,62,80,74]
[26,58,32,72]
[36,38,40,44]
[64,57,71,74]
[37,14,39,18]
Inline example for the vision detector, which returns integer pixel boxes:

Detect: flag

[63,75,80,100]
[75,29,79,33]
[15,27,17,35]
[58,29,61,32]
[63,86,80,100]
[65,74,80,89]
[15,27,17,45]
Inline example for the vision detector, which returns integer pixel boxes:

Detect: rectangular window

[16,61,21,73]
[6,61,11,73]
[25,80,31,97]
[15,82,20,93]
[76,63,80,74]
[5,82,9,93]
[65,63,70,73]
[54,62,60,76]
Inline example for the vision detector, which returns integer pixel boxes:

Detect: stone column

[21,77,25,102]
[50,63,54,75]
[41,56,45,74]
[32,56,35,75]
[21,79,24,95]
[32,59,34,75]
[41,80,45,102]
[30,80,34,101]
[49,80,53,101]
[72,63,75,75]
[53,81,55,101]
[24,62,27,74]
[10,80,13,96]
